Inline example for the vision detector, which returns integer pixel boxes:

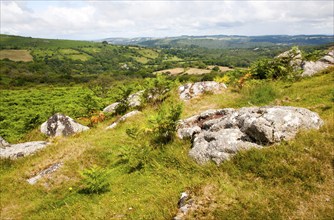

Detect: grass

[0,71,333,219]
[0,49,33,62]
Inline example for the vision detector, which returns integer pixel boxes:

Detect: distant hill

[102,35,334,49]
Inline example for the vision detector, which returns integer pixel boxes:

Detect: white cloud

[1,0,333,40]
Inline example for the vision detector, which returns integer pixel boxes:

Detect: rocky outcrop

[128,90,144,108]
[179,81,227,100]
[178,106,323,164]
[0,141,49,159]
[276,48,333,77]
[106,110,141,129]
[0,136,10,148]
[27,162,63,185]
[302,50,334,77]
[276,47,303,70]
[41,113,89,137]
[103,90,144,114]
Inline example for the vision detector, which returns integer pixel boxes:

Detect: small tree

[113,85,133,115]
[149,101,183,145]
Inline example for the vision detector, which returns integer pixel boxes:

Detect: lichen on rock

[178,106,323,164]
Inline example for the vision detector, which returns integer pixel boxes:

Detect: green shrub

[149,100,183,145]
[250,48,301,81]
[113,85,133,115]
[142,75,173,105]
[79,165,111,194]
[81,94,100,115]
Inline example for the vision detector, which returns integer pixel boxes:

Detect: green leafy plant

[142,75,173,105]
[81,94,100,115]
[149,100,183,145]
[114,85,133,115]
[80,165,111,194]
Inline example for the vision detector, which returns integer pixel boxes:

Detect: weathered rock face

[128,90,144,108]
[41,113,89,137]
[0,136,10,148]
[302,50,334,77]
[179,81,227,100]
[0,141,49,159]
[178,106,323,164]
[276,48,303,70]
[106,110,141,129]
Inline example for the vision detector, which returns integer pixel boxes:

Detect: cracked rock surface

[177,106,323,164]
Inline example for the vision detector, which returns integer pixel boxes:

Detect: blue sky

[1,0,333,40]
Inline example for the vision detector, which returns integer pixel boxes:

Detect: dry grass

[208,65,233,72]
[155,67,185,75]
[0,49,33,62]
[155,66,233,76]
[184,68,211,75]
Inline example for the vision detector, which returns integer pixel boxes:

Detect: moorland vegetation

[0,34,333,219]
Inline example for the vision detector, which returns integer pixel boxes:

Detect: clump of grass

[241,80,278,106]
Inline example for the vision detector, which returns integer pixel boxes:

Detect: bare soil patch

[0,50,33,62]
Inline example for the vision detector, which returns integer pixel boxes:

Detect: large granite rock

[302,50,334,77]
[0,141,49,159]
[106,110,141,129]
[179,81,227,100]
[41,113,89,137]
[178,106,323,164]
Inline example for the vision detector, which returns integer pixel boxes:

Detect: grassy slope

[1,72,333,219]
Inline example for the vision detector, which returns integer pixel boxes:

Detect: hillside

[1,72,333,219]
[0,35,187,87]
[103,35,334,49]
[0,35,334,219]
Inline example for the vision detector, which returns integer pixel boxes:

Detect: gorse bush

[80,165,111,194]
[149,100,183,145]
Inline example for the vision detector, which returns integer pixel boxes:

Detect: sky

[1,0,333,40]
